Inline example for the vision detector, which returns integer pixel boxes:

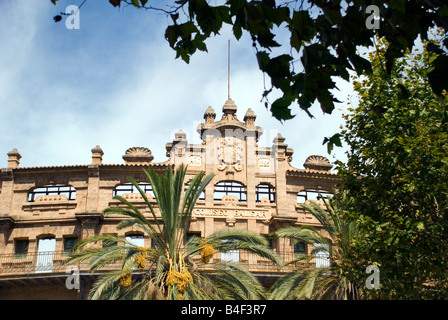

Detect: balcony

[0,250,329,280]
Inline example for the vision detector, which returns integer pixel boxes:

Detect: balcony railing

[0,251,330,277]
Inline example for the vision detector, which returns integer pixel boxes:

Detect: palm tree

[269,195,362,300]
[66,164,280,300]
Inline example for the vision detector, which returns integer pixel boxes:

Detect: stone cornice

[286,168,342,182]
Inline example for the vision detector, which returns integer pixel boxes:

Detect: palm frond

[269,269,310,300]
[269,226,328,246]
[88,271,122,300]
[203,262,268,300]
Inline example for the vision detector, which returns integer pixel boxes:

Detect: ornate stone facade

[0,98,341,299]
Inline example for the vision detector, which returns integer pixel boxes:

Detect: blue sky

[0,0,352,170]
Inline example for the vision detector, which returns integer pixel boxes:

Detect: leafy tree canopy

[335,32,448,299]
[50,0,448,124]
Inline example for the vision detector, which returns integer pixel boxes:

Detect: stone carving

[192,207,270,220]
[35,195,68,202]
[217,137,244,168]
[303,155,333,171]
[121,193,154,200]
[123,147,154,164]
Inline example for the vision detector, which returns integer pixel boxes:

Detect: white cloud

[0,1,350,171]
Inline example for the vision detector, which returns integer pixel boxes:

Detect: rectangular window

[186,232,201,248]
[14,239,29,259]
[36,238,56,273]
[220,240,240,263]
[64,237,78,255]
[102,238,118,248]
[294,242,306,255]
[314,243,330,268]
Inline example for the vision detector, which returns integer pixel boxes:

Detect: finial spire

[227,39,230,99]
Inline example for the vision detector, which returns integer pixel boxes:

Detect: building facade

[0,98,340,299]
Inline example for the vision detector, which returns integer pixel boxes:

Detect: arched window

[214,181,247,202]
[125,234,145,248]
[113,182,155,198]
[185,180,205,201]
[297,189,332,203]
[256,183,275,203]
[28,184,76,202]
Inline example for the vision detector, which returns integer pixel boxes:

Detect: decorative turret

[91,145,104,165]
[204,106,216,124]
[7,148,21,169]
[272,134,294,162]
[221,97,238,122]
[165,129,188,157]
[244,108,256,127]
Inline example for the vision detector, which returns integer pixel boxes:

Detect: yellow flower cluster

[119,273,132,288]
[166,254,193,300]
[135,247,147,269]
[166,269,193,293]
[200,244,215,264]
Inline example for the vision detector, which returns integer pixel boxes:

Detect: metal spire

[228,39,230,99]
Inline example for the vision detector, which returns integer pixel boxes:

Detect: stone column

[0,217,15,256]
[245,132,257,208]
[75,213,103,240]
[273,134,289,217]
[0,169,14,216]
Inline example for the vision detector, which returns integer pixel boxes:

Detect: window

[314,243,330,268]
[28,184,76,202]
[256,183,276,203]
[297,189,332,203]
[185,181,205,201]
[102,238,117,248]
[186,232,201,248]
[214,181,247,202]
[113,182,155,198]
[14,239,29,259]
[264,235,273,249]
[64,237,78,256]
[126,234,145,248]
[36,237,56,273]
[294,242,306,256]
[220,240,239,263]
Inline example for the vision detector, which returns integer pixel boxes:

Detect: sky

[0,0,354,171]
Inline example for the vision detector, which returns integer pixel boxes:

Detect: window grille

[113,182,155,198]
[214,181,247,202]
[185,181,205,201]
[64,237,78,255]
[256,183,276,203]
[294,242,306,256]
[297,189,332,203]
[28,184,76,202]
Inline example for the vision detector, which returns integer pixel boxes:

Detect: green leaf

[270,96,295,121]
[256,51,270,71]
[323,133,342,154]
[233,21,243,40]
[291,10,314,42]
